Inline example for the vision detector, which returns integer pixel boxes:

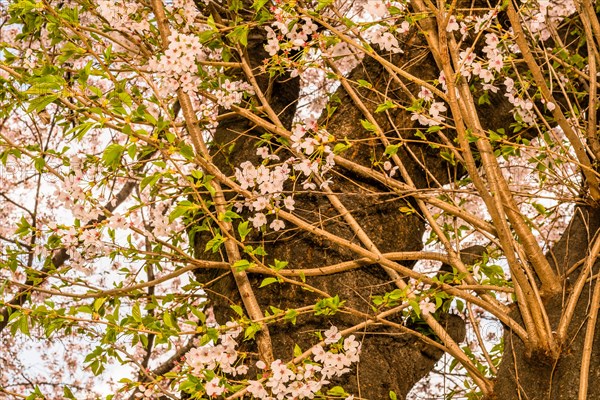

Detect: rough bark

[193,27,466,399]
[492,206,600,400]
[192,3,600,399]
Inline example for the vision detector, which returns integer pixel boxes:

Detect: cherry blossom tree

[1,0,600,399]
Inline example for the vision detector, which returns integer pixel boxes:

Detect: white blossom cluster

[360,1,408,53]
[183,325,360,399]
[96,0,151,33]
[197,102,220,130]
[48,187,106,271]
[213,79,255,110]
[264,12,319,56]
[450,9,554,125]
[45,223,107,273]
[520,0,576,41]
[185,322,249,381]
[51,157,108,222]
[410,86,448,127]
[457,33,505,86]
[235,158,294,231]
[366,21,409,53]
[290,120,336,182]
[148,201,182,239]
[418,298,437,315]
[411,7,555,130]
[148,32,206,95]
[234,120,335,232]
[502,77,539,125]
[148,31,254,108]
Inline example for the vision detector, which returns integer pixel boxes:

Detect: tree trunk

[193,27,465,400]
[492,206,600,399]
[192,2,600,399]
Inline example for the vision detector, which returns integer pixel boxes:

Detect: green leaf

[409,299,420,317]
[327,386,347,396]
[316,0,333,11]
[104,44,113,63]
[478,91,491,105]
[58,42,86,64]
[25,386,45,400]
[293,344,302,357]
[375,100,396,113]
[360,119,378,132]
[25,81,62,95]
[489,130,503,142]
[244,323,261,340]
[34,157,45,173]
[237,221,251,241]
[341,17,355,28]
[426,125,442,133]
[15,216,31,237]
[466,129,479,143]
[140,174,161,192]
[440,150,456,165]
[132,303,142,323]
[270,259,288,271]
[232,259,253,272]
[227,25,249,46]
[93,297,107,312]
[414,130,426,140]
[532,202,547,215]
[102,143,125,169]
[251,0,269,11]
[384,144,400,156]
[117,91,132,107]
[163,312,175,328]
[63,386,76,399]
[169,200,196,222]
[205,14,217,31]
[259,277,279,287]
[333,137,352,154]
[388,5,404,15]
[126,143,137,159]
[231,305,244,317]
[284,309,297,324]
[27,94,59,113]
[64,121,95,141]
[253,246,267,256]
[219,210,241,222]
[179,142,195,160]
[90,359,104,375]
[203,176,216,196]
[204,233,225,253]
[448,357,460,372]
[19,314,30,336]
[314,295,345,316]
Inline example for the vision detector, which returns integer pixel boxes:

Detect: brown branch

[149,0,274,363]
[507,0,600,201]
[578,266,600,400]
[0,179,141,333]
